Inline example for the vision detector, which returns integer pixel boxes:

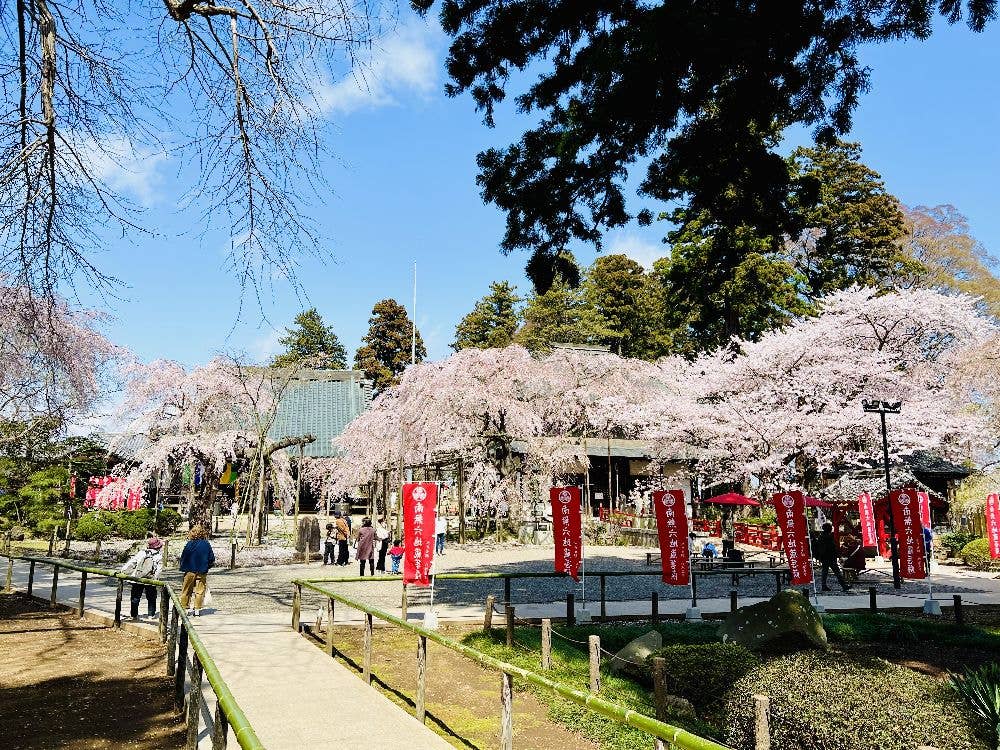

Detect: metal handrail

[294,578,730,750]
[4,554,265,750]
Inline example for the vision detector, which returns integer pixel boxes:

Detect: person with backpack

[120,537,163,621]
[179,525,215,616]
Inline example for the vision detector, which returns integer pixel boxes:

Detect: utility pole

[863,400,903,589]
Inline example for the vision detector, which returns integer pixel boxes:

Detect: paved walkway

[2,555,452,750]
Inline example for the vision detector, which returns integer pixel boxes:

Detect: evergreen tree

[514,278,614,353]
[584,254,651,357]
[452,281,522,351]
[354,299,426,390]
[273,308,347,369]
[786,140,908,297]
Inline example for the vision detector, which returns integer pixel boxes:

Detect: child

[389,539,404,574]
[323,523,336,566]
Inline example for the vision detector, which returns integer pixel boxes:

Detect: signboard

[890,488,927,580]
[771,490,813,586]
[986,494,1000,560]
[550,486,582,581]
[652,489,689,585]
[402,482,437,586]
[858,492,878,548]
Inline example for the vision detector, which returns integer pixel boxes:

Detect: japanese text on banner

[986,494,1000,560]
[403,482,437,586]
[771,490,813,586]
[890,488,927,580]
[550,486,582,581]
[857,492,878,548]
[652,489,689,585]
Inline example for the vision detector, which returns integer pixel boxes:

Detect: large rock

[607,630,663,675]
[719,589,828,651]
[308,517,321,554]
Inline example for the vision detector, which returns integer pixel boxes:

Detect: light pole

[863,400,902,589]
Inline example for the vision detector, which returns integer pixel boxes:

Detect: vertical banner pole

[580,484,586,609]
[804,504,821,611]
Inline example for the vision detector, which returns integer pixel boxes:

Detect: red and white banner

[550,486,582,581]
[858,492,877,548]
[772,490,813,586]
[402,482,437,586]
[652,489,689,585]
[890,488,927,580]
[84,476,142,511]
[986,494,1000,560]
[917,491,932,529]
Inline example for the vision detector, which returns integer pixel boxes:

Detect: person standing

[389,539,404,574]
[815,522,849,592]
[335,511,350,566]
[374,517,390,573]
[323,523,337,565]
[179,525,215,616]
[120,537,163,621]
[355,517,376,576]
[435,514,447,556]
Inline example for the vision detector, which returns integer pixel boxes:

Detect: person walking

[815,522,850,592]
[323,523,337,565]
[120,537,163,621]
[435,514,447,556]
[179,525,215,616]
[335,511,350,566]
[374,516,390,573]
[355,517,376,576]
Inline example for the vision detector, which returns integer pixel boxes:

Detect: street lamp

[862,399,903,589]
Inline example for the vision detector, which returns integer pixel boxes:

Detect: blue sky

[84,14,1000,368]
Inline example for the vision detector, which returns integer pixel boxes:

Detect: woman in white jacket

[121,537,163,621]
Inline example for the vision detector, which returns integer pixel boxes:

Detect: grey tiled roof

[268,370,373,457]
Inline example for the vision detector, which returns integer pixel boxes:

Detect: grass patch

[824,612,1000,652]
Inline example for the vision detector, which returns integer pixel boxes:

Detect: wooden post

[401,584,408,621]
[566,593,575,626]
[504,576,511,606]
[167,608,179,677]
[505,605,515,648]
[50,564,60,608]
[211,701,229,750]
[159,589,169,640]
[27,560,35,597]
[4,554,12,593]
[730,589,738,613]
[326,598,336,657]
[114,578,124,627]
[416,635,427,724]
[186,654,204,749]
[457,457,466,545]
[94,538,102,563]
[869,586,877,611]
[78,571,87,618]
[600,574,607,620]
[291,583,301,632]
[588,635,601,694]
[651,591,659,624]
[162,539,169,569]
[230,542,237,569]
[541,618,552,670]
[754,694,771,750]
[363,612,373,685]
[954,594,964,626]
[174,625,188,710]
[48,528,56,556]
[484,594,495,631]
[652,656,668,750]
[500,672,513,750]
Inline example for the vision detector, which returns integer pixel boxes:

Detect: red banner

[858,492,877,548]
[917,491,931,529]
[550,486,582,581]
[653,489,689,585]
[402,482,437,586]
[772,490,813,586]
[890,488,927,580]
[986,494,1000,560]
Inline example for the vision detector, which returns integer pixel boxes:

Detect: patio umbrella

[804,496,833,509]
[702,492,760,507]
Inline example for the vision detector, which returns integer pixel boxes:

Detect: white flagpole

[411,262,417,366]
[580,484,586,610]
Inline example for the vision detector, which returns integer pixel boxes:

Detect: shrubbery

[155,508,182,536]
[75,512,112,541]
[112,509,153,539]
[940,531,978,558]
[647,643,759,710]
[961,538,995,570]
[723,651,986,750]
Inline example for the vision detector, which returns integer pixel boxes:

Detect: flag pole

[580,484,586,612]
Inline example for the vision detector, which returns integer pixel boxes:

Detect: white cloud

[316,21,442,116]
[605,231,667,270]
[250,328,283,361]
[77,134,168,205]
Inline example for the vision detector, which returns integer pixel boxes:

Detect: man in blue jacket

[179,525,215,616]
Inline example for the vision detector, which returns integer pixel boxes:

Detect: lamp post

[862,400,902,589]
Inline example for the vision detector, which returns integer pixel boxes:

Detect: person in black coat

[815,522,849,592]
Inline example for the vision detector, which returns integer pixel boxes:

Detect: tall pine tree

[452,281,522,351]
[514,278,614,353]
[272,308,347,369]
[354,299,426,390]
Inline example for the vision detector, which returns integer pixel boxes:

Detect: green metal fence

[292,577,732,750]
[3,554,264,750]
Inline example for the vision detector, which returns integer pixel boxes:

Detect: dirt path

[317,622,599,750]
[0,593,184,750]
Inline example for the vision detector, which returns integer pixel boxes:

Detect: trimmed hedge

[75,512,112,541]
[112,509,154,539]
[155,508,182,536]
[647,643,759,710]
[940,531,978,558]
[961,538,995,570]
[723,651,986,750]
